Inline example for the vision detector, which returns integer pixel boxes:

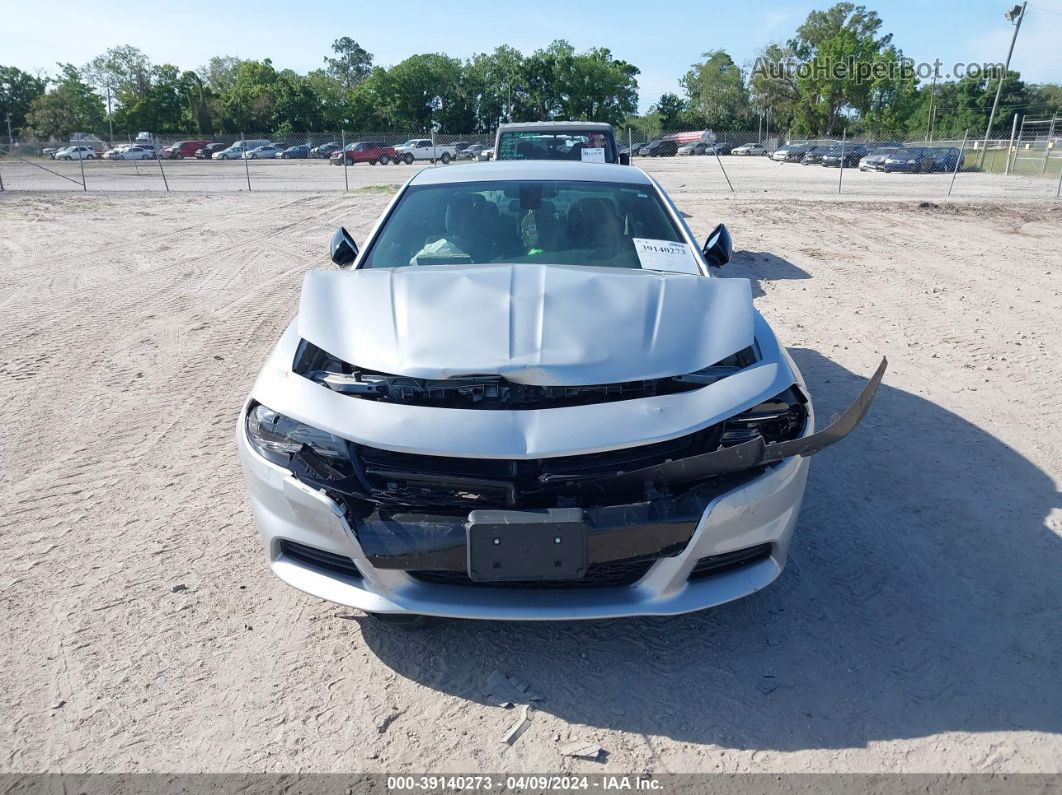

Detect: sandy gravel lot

[0,182,1060,774]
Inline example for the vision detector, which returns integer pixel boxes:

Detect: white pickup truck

[393,138,460,165]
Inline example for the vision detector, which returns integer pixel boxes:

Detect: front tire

[403,153,414,165]
[440,152,451,164]
[379,154,390,165]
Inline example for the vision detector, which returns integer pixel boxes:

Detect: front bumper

[236,417,812,620]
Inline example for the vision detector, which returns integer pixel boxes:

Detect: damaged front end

[244,356,885,587]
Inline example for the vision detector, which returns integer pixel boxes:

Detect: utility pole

[106,85,114,143]
[980,2,1026,167]
[926,73,937,141]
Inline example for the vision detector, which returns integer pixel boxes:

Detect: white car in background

[732,143,769,156]
[57,146,97,161]
[237,159,886,625]
[392,138,460,165]
[113,146,154,160]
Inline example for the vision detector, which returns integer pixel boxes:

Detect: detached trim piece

[571,357,887,502]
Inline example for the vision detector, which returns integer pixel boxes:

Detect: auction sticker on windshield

[580,147,606,163]
[632,238,701,274]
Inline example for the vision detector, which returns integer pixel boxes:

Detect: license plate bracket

[466,508,588,582]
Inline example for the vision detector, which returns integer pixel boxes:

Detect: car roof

[408,160,655,187]
[497,121,613,133]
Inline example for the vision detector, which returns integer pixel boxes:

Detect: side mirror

[619,152,630,166]
[330,226,358,268]
[702,223,732,268]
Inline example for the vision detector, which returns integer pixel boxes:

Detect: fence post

[1040,116,1056,175]
[837,128,846,194]
[710,141,734,193]
[948,129,968,197]
[341,130,348,191]
[78,146,87,191]
[155,141,170,192]
[0,168,4,191]
[242,132,251,191]
[1006,113,1019,175]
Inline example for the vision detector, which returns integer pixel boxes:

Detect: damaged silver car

[237,160,885,623]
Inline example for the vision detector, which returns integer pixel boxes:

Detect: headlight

[245,403,350,465]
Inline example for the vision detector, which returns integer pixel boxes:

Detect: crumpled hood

[297,263,753,386]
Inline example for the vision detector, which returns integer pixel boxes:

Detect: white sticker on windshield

[632,238,700,274]
[580,147,606,163]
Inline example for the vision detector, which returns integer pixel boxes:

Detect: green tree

[0,65,47,136]
[325,38,373,91]
[682,50,750,130]
[647,93,688,130]
[24,64,106,140]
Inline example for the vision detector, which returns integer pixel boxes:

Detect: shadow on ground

[357,349,1061,751]
[724,250,811,298]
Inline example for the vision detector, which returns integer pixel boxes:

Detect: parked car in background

[57,145,96,160]
[820,143,868,168]
[393,138,460,164]
[449,141,470,154]
[478,147,494,161]
[677,141,716,156]
[195,143,227,159]
[114,146,154,160]
[495,121,621,164]
[731,142,768,156]
[800,145,836,165]
[859,146,905,171]
[331,141,396,165]
[640,139,679,157]
[772,143,811,163]
[214,140,270,160]
[713,142,735,155]
[161,140,211,159]
[456,144,486,161]
[243,144,283,159]
[929,146,964,172]
[101,146,127,160]
[279,144,311,159]
[311,142,341,159]
[883,147,937,173]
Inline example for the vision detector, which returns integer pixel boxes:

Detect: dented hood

[297,263,754,386]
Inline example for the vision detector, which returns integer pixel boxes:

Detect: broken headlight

[720,387,808,447]
[244,403,350,466]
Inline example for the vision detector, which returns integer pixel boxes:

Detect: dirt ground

[0,180,1060,774]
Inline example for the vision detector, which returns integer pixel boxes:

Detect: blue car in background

[279,144,311,159]
[930,146,963,172]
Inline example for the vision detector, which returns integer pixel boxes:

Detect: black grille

[409,556,658,590]
[279,540,362,579]
[688,543,772,581]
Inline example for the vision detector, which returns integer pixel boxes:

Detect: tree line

[2,3,1060,143]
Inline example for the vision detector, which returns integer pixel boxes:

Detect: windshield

[361,179,693,273]
[497,131,615,163]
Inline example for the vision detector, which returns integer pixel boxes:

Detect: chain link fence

[2,127,1059,198]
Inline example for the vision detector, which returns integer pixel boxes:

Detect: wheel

[250,153,258,159]
[369,158,377,165]
[404,153,414,165]
[379,154,390,165]
[366,613,437,629]
[87,154,94,159]
[440,152,451,164]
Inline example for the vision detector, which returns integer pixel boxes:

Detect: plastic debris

[502,704,532,745]
[559,740,603,760]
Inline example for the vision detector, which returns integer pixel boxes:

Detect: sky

[2,0,1060,112]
